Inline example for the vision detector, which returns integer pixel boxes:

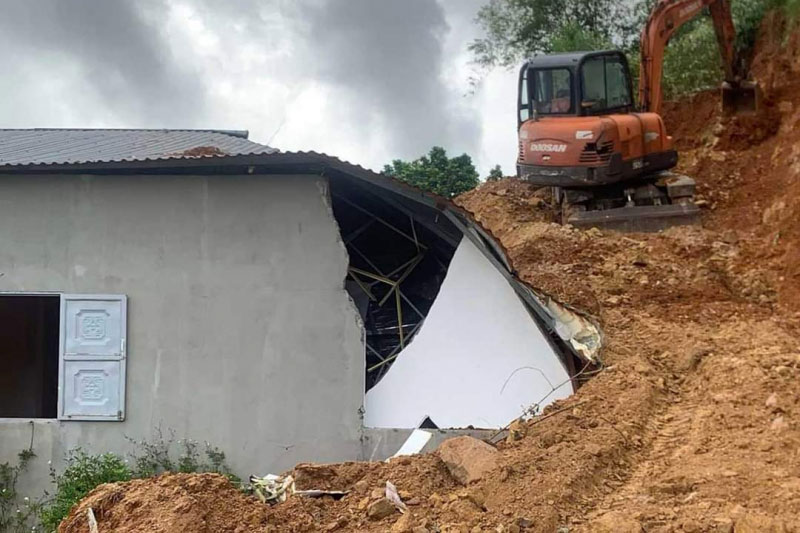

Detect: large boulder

[436,436,498,485]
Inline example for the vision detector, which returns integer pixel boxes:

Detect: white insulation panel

[364,238,573,429]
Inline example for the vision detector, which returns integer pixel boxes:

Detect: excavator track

[558,172,701,232]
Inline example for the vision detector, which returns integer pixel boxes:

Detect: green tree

[469,0,638,69]
[486,164,504,182]
[549,21,613,53]
[383,147,479,198]
[470,0,777,101]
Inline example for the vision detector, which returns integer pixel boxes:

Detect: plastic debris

[87,508,99,533]
[250,474,295,504]
[250,474,349,504]
[385,481,408,513]
[391,428,433,459]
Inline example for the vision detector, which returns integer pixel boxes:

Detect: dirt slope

[60,15,800,533]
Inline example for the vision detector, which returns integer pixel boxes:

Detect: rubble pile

[60,14,800,533]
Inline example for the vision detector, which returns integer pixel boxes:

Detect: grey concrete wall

[0,173,365,497]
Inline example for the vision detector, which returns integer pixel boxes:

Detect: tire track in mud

[583,396,699,527]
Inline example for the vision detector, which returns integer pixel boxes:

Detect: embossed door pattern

[59,295,127,421]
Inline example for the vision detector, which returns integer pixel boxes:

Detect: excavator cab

[517,51,635,127]
[516,50,678,191]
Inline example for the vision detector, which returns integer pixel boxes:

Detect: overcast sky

[0,0,519,176]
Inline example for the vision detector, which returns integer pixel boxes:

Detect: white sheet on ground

[364,237,573,429]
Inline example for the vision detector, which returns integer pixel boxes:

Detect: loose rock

[437,437,499,485]
[368,498,398,521]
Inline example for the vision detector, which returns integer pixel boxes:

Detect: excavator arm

[639,0,756,114]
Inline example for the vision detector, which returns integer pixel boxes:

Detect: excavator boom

[639,0,759,115]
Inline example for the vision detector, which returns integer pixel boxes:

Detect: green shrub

[38,450,131,532]
[126,428,176,478]
[126,428,238,482]
[735,0,776,52]
[773,0,800,35]
[12,431,237,532]
[0,449,39,533]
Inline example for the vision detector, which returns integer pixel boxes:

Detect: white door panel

[59,294,127,421]
[64,298,124,358]
[62,360,122,419]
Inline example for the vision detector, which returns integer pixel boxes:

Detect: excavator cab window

[580,54,633,115]
[531,68,573,116]
[518,66,531,124]
[519,65,574,125]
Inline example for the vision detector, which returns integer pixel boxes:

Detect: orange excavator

[516,0,759,230]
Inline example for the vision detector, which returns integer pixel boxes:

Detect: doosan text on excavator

[516,0,760,231]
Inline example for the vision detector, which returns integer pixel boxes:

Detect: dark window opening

[329,176,461,391]
[0,295,60,418]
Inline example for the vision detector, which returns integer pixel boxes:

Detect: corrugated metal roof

[0,128,276,167]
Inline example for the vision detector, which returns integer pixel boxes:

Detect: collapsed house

[0,129,599,491]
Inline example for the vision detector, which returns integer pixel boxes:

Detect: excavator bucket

[721,81,760,115]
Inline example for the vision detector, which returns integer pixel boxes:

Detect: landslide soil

[60,15,800,533]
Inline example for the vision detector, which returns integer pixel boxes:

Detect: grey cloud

[0,0,207,126]
[0,0,483,165]
[297,0,481,161]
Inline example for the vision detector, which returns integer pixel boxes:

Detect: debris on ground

[250,474,295,504]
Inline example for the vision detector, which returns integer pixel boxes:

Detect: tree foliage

[549,21,613,53]
[486,164,505,182]
[471,0,779,100]
[383,147,479,198]
[469,0,639,68]
[659,0,780,98]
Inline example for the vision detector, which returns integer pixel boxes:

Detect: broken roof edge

[440,207,602,365]
[0,148,603,364]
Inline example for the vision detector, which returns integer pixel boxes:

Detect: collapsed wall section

[328,173,581,430]
[364,237,573,429]
[328,176,460,391]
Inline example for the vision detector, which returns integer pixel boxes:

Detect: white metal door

[58,294,127,421]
